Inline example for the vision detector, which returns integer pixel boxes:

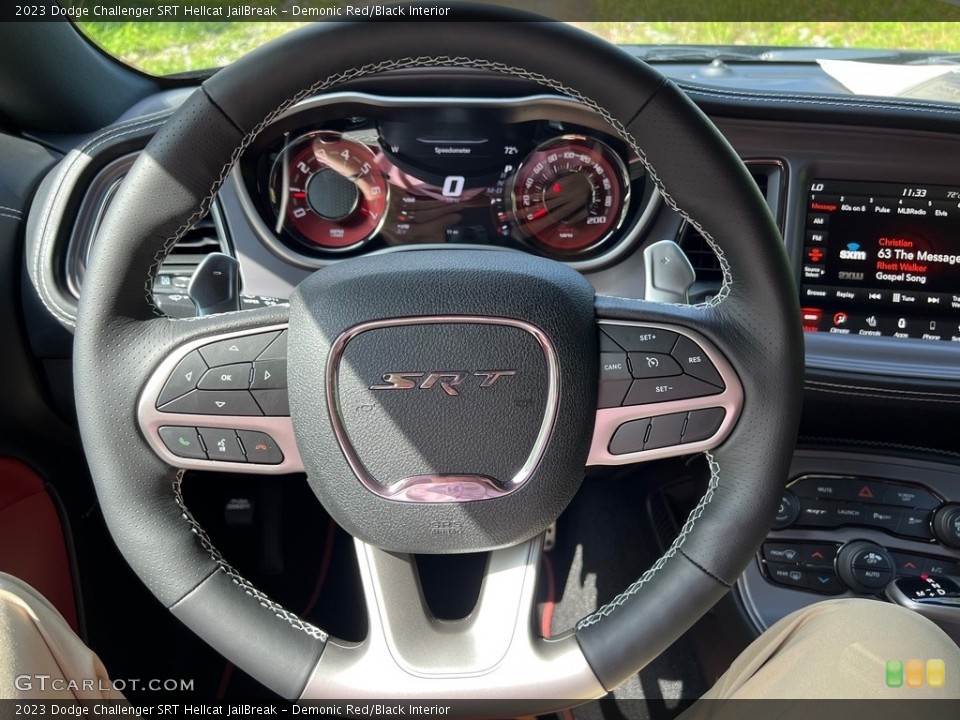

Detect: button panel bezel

[138,324,303,474]
[588,320,744,466]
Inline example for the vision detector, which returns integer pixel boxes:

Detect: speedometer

[269,131,388,252]
[511,136,629,255]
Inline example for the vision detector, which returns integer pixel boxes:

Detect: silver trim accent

[299,536,604,702]
[227,91,661,272]
[587,321,744,466]
[137,324,303,475]
[326,315,559,503]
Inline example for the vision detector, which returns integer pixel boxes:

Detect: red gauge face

[270,131,388,251]
[512,136,629,254]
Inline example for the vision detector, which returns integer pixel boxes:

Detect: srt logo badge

[370,371,516,397]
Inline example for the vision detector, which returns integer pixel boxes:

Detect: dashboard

[19,62,960,642]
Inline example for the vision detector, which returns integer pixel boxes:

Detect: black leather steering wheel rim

[74,5,802,703]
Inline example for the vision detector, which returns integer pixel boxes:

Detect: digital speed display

[800,179,960,342]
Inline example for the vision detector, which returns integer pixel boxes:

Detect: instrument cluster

[238,94,656,267]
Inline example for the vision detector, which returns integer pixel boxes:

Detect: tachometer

[269,131,388,252]
[511,136,629,255]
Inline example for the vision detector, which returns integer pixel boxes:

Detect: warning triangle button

[857,485,875,499]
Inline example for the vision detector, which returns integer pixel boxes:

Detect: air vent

[678,162,785,287]
[162,217,224,265]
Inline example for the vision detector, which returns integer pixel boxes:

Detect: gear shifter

[887,574,960,644]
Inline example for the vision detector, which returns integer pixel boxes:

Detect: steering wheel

[74,6,802,709]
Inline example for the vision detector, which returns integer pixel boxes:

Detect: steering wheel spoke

[590,301,743,466]
[302,535,604,704]
[137,315,301,474]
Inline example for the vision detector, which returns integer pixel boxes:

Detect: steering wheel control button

[237,431,284,465]
[159,389,263,416]
[198,427,246,463]
[643,412,687,450]
[199,332,280,368]
[681,408,726,443]
[609,419,651,455]
[256,330,288,361]
[598,379,632,409]
[251,359,288,389]
[628,352,682,379]
[252,389,290,416]
[600,325,678,354]
[197,363,252,391]
[156,350,208,407]
[599,353,631,382]
[773,491,800,529]
[158,426,207,460]
[670,335,724,388]
[623,375,723,406]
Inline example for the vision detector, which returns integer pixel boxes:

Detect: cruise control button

[252,389,290,416]
[237,430,284,465]
[670,335,724,388]
[766,563,809,590]
[599,331,622,353]
[682,408,725,443]
[251,359,288,389]
[158,426,206,460]
[199,332,280,367]
[198,363,252,391]
[623,375,723,406]
[644,412,686,450]
[897,510,934,539]
[198,427,246,463]
[157,351,208,407]
[598,379,632,409]
[159,390,263,416]
[882,484,940,510]
[599,353,631,382]
[628,352,682,379]
[256,330,288,361]
[600,325,678,353]
[609,419,651,455]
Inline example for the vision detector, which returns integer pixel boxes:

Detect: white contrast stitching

[0,206,22,216]
[805,380,960,403]
[576,452,720,629]
[0,212,22,221]
[172,473,327,641]
[33,111,175,327]
[679,83,960,116]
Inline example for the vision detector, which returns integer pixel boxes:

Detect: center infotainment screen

[800,179,960,342]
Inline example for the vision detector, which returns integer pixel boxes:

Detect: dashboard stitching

[576,451,720,629]
[148,60,733,317]
[679,84,960,116]
[34,110,175,328]
[806,380,960,402]
[172,472,328,641]
[798,435,960,460]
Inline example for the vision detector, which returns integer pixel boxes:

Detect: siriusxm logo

[839,242,867,261]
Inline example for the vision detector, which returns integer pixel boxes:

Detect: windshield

[76,14,960,104]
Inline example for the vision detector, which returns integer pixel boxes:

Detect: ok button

[198,362,252,391]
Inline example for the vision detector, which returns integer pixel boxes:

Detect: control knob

[836,540,894,594]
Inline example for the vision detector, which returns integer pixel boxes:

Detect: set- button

[157,331,289,417]
[598,325,725,409]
